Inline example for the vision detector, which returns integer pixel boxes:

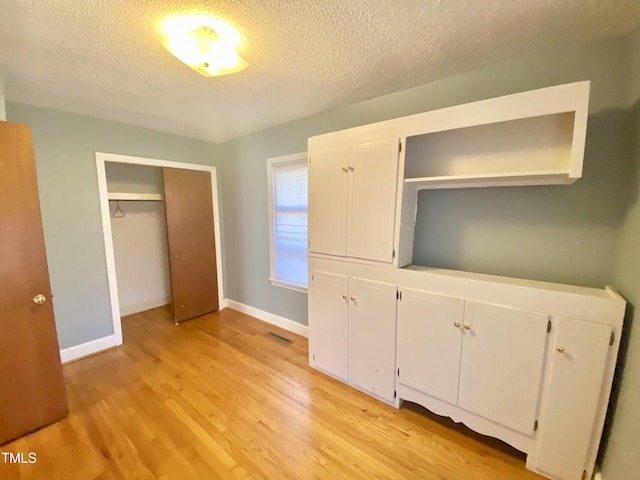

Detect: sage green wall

[6,103,219,349]
[601,25,640,480]
[219,36,629,324]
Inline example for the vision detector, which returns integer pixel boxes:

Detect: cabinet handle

[348,166,354,171]
[463,323,471,330]
[342,167,348,173]
[556,346,565,353]
[453,322,461,328]
[342,294,347,300]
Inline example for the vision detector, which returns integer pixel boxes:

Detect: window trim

[266,151,308,293]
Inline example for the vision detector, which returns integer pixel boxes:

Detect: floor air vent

[268,332,293,344]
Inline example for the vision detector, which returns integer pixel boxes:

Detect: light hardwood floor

[1,306,544,479]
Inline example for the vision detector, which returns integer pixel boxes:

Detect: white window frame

[267,151,308,293]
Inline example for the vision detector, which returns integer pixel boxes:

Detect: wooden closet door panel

[0,122,68,445]
[162,168,218,323]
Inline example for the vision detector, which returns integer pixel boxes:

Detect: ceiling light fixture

[160,16,248,77]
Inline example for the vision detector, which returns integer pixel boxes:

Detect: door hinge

[392,248,396,259]
[313,354,315,361]
[394,390,397,399]
[312,273,314,281]
[610,331,615,346]
[534,420,539,432]
[397,290,402,301]
[398,139,402,154]
[547,320,552,333]
[397,368,400,377]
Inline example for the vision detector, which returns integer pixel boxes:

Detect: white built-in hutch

[306,81,625,480]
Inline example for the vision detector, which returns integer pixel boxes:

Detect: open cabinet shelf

[400,82,589,189]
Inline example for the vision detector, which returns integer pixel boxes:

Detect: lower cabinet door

[458,301,549,435]
[349,277,397,401]
[397,288,464,405]
[532,317,611,480]
[309,271,349,381]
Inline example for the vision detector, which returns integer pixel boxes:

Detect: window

[267,152,308,292]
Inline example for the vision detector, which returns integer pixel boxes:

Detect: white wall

[106,163,171,316]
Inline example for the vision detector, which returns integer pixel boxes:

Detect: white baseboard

[224,299,308,337]
[59,334,121,364]
[120,296,170,317]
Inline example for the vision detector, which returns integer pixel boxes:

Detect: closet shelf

[108,192,163,201]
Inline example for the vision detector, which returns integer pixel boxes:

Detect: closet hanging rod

[107,192,163,201]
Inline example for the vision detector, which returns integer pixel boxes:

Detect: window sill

[269,278,308,294]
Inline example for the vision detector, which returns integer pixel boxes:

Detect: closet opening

[96,153,224,346]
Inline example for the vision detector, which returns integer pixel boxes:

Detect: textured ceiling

[0,0,638,143]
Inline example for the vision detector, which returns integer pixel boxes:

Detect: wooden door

[346,138,399,263]
[309,271,349,381]
[307,138,349,257]
[162,168,218,323]
[457,301,548,435]
[0,122,68,445]
[397,288,464,405]
[531,317,611,480]
[349,277,397,401]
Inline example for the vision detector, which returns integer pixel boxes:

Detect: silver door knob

[33,294,47,305]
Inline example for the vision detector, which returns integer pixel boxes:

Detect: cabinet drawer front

[398,289,464,405]
[458,302,548,435]
[309,271,349,381]
[532,317,611,480]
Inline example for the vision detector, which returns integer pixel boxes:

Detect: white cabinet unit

[398,295,549,435]
[397,289,464,405]
[307,82,621,480]
[349,277,397,402]
[309,258,625,480]
[309,263,398,403]
[308,271,349,381]
[308,131,399,264]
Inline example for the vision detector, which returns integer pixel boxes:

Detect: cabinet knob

[348,166,354,171]
[463,323,471,330]
[33,294,47,305]
[454,322,461,328]
[342,167,348,172]
[350,296,356,302]
[342,294,347,300]
[556,346,565,353]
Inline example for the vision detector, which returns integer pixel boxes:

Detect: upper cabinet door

[346,138,399,262]
[307,140,349,257]
[458,301,548,435]
[397,289,465,405]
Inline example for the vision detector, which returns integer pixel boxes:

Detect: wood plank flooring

[0,306,544,479]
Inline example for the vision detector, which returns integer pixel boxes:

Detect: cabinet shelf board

[107,192,163,201]
[404,170,574,190]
